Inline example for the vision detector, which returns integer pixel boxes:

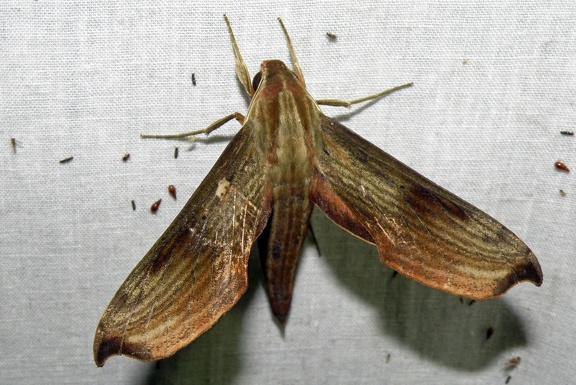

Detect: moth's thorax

[248,60,323,191]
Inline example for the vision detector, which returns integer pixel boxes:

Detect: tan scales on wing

[93,127,272,366]
[311,116,542,299]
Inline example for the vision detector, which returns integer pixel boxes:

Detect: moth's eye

[252,71,262,92]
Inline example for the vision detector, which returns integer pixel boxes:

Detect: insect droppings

[326,32,337,40]
[59,156,74,164]
[168,185,177,200]
[150,199,162,213]
[10,138,19,153]
[486,326,494,340]
[555,161,570,172]
[504,356,521,369]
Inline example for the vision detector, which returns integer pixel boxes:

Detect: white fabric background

[1,1,574,384]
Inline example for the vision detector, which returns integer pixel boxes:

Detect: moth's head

[252,60,302,96]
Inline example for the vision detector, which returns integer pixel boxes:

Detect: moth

[94,15,543,367]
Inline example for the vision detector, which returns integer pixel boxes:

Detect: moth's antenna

[277,18,305,86]
[224,14,253,95]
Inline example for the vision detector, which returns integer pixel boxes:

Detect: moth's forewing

[311,115,542,299]
[94,126,272,366]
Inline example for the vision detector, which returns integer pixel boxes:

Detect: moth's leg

[224,14,253,96]
[140,112,245,139]
[278,15,407,104]
[277,18,305,87]
[316,82,413,108]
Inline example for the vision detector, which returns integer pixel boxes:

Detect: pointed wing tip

[93,341,110,368]
[495,250,543,296]
[524,252,543,287]
[516,248,543,287]
[94,357,106,368]
[93,333,155,367]
[93,333,120,367]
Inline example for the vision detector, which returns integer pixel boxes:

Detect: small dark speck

[59,156,73,164]
[486,326,494,340]
[504,356,521,369]
[326,32,337,40]
[10,138,19,154]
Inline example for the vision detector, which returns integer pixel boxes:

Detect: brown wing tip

[94,334,153,367]
[494,249,543,297]
[526,258,543,287]
[94,335,119,367]
[515,250,543,287]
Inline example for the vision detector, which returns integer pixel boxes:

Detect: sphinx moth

[94,15,542,367]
